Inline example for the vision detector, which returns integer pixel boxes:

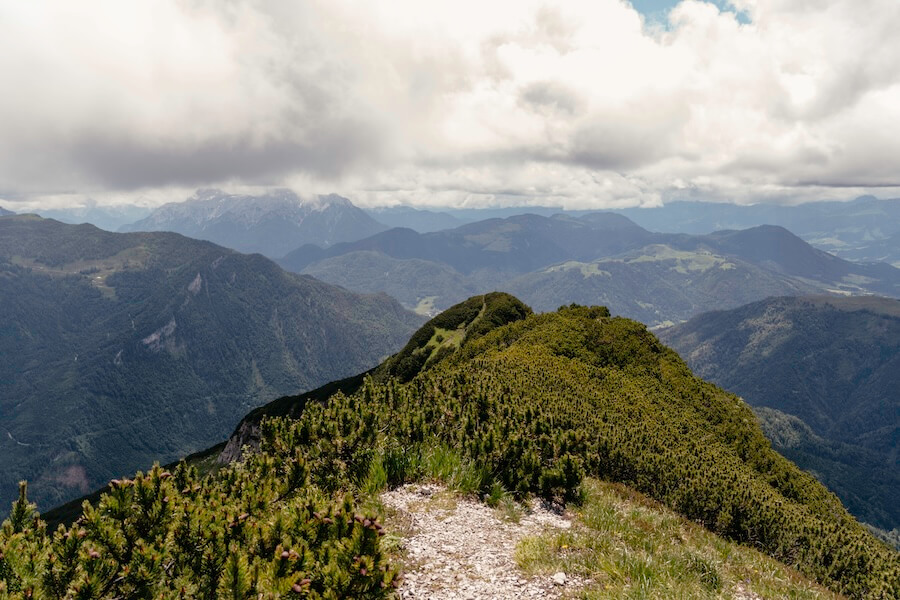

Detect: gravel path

[381,484,583,600]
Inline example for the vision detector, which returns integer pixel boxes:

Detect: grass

[359,441,492,499]
[545,261,612,278]
[428,325,466,350]
[414,295,439,316]
[596,245,737,274]
[515,479,842,600]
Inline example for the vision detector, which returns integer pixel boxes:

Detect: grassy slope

[235,296,896,597]
[517,478,841,599]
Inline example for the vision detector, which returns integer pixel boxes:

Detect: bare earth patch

[381,484,586,600]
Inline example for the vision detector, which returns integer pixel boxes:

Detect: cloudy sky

[2,0,900,210]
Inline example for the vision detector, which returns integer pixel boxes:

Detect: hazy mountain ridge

[617,196,900,267]
[0,215,421,514]
[302,250,478,315]
[281,213,900,325]
[0,206,14,216]
[28,194,900,266]
[120,189,388,257]
[36,203,152,231]
[364,205,466,233]
[660,295,900,533]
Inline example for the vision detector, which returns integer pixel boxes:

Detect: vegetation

[662,295,900,534]
[2,296,897,598]
[0,216,420,516]
[516,478,841,599]
[0,464,397,598]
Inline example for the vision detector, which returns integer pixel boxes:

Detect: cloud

[1,0,900,208]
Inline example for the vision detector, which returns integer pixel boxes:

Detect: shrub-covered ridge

[2,298,898,598]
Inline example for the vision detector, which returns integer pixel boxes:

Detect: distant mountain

[364,205,466,233]
[660,296,900,534]
[0,215,421,514]
[503,243,821,322]
[824,231,900,268]
[281,213,900,325]
[120,189,388,258]
[302,250,477,316]
[38,203,152,231]
[0,206,14,216]
[281,212,654,274]
[692,225,900,289]
[617,196,900,267]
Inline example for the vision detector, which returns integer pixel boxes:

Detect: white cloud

[1,0,900,209]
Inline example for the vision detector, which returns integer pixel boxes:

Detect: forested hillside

[0,215,420,515]
[661,296,900,537]
[9,294,896,599]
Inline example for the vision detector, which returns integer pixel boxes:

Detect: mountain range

[0,215,421,514]
[30,194,900,268]
[0,206,13,217]
[660,296,900,537]
[617,196,900,267]
[282,212,900,325]
[120,188,388,258]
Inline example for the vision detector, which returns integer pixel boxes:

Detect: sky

[2,0,900,211]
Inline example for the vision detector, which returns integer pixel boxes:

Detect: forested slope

[0,215,420,515]
[661,296,900,535]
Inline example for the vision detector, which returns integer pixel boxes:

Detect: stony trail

[381,484,585,600]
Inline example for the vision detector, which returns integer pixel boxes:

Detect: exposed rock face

[218,420,260,464]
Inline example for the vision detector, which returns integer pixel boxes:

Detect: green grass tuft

[515,479,841,600]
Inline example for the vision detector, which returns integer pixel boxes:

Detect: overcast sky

[2,0,900,210]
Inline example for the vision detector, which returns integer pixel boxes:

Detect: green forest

[1,294,897,598]
[0,215,419,514]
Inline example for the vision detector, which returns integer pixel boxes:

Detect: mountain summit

[120,189,387,257]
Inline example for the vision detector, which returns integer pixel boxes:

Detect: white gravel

[381,484,585,600]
